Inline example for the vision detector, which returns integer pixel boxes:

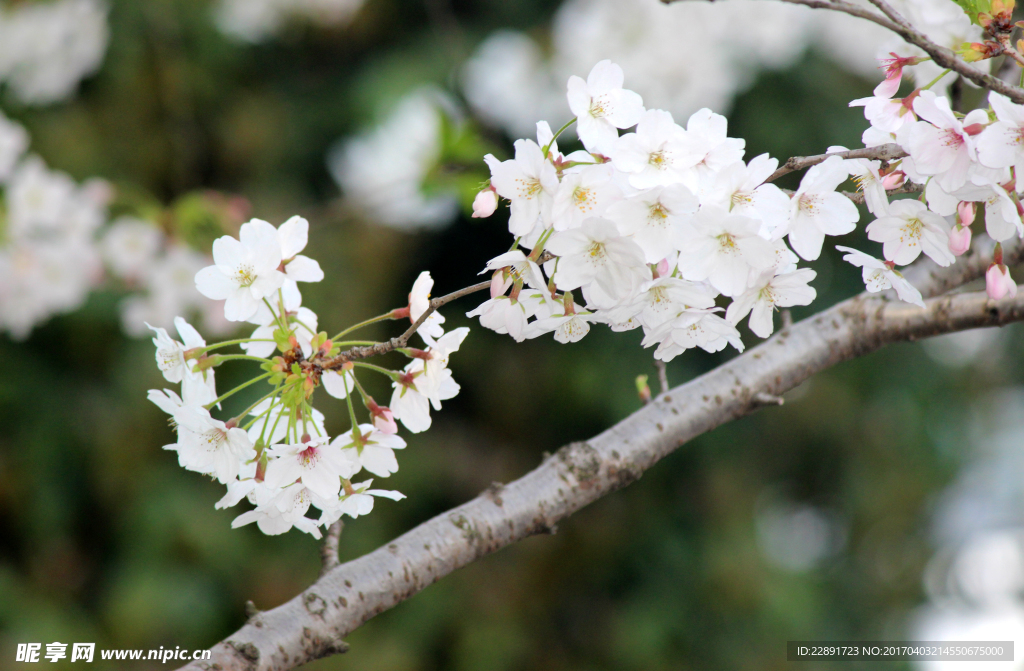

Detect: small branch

[665,0,1024,104]
[319,520,343,577]
[319,281,492,370]
[996,33,1024,68]
[654,359,669,396]
[767,144,907,183]
[752,391,785,407]
[320,251,557,371]
[780,182,922,203]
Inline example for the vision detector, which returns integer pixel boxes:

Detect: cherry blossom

[552,163,622,231]
[642,308,744,361]
[907,92,988,193]
[170,405,256,484]
[866,199,954,266]
[407,270,446,340]
[704,154,790,238]
[836,246,924,307]
[726,268,817,338]
[674,206,776,297]
[606,184,698,263]
[566,59,645,154]
[485,139,558,236]
[547,217,649,307]
[786,155,859,261]
[264,435,358,499]
[194,218,286,322]
[472,187,498,218]
[332,424,407,478]
[610,109,704,189]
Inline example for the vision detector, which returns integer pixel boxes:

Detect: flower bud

[490,269,512,298]
[957,201,976,227]
[881,171,906,190]
[471,188,498,218]
[986,263,1017,300]
[655,257,671,278]
[948,224,972,256]
[636,374,651,404]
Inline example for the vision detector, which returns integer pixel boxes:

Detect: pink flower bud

[471,188,498,218]
[956,201,976,227]
[986,263,1017,300]
[948,224,972,256]
[881,171,906,190]
[655,258,671,278]
[490,269,512,298]
[372,406,397,434]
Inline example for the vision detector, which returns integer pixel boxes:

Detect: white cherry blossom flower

[546,217,649,306]
[264,435,358,499]
[195,218,286,321]
[472,188,498,218]
[610,109,704,189]
[866,199,953,266]
[483,250,546,289]
[606,276,717,329]
[275,215,324,283]
[466,294,533,341]
[485,139,558,237]
[606,184,698,263]
[683,108,746,188]
[171,405,256,484]
[406,270,446,340]
[907,92,987,193]
[849,94,915,134]
[836,245,924,307]
[643,308,744,361]
[725,268,817,338]
[148,316,206,384]
[552,163,622,231]
[231,482,326,538]
[329,480,406,521]
[674,206,776,297]
[976,92,1024,182]
[704,155,790,238]
[787,155,859,261]
[331,424,407,478]
[567,59,645,154]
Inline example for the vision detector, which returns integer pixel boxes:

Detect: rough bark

[180,283,1024,671]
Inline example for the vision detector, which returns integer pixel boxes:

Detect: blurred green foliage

[1,1,1022,670]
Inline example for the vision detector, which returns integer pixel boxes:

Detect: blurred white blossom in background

[0,0,109,105]
[214,0,365,42]
[913,391,1024,670]
[328,88,460,232]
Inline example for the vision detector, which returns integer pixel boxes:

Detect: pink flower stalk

[471,187,498,218]
[874,53,922,98]
[948,224,972,256]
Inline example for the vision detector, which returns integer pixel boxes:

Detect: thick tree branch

[767,144,907,183]
[178,279,1024,670]
[664,0,1024,103]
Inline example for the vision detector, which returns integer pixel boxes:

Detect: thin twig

[320,520,344,577]
[654,359,669,396]
[767,144,906,183]
[665,0,1024,103]
[320,252,556,371]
